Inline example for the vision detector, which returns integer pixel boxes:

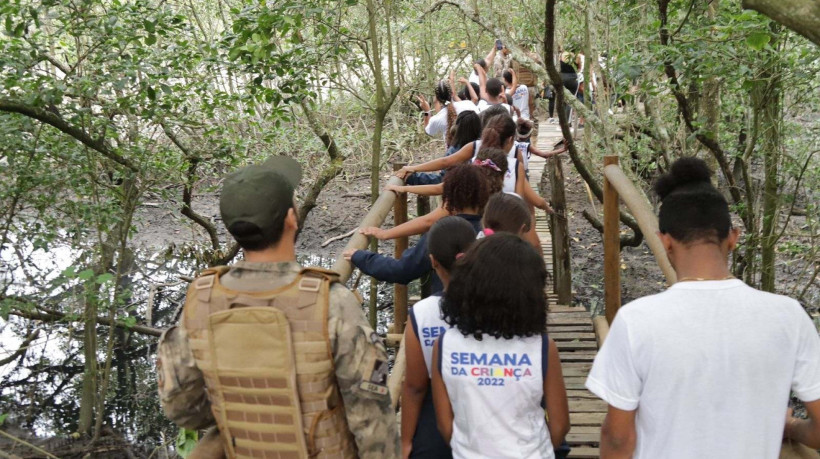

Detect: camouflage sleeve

[328,284,399,459]
[156,323,215,430]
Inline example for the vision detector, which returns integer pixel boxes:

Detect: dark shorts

[410,390,452,459]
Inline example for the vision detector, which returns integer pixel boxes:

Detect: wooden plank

[551,332,596,341]
[570,412,606,425]
[556,341,598,351]
[568,447,601,458]
[569,400,609,413]
[566,389,601,399]
[566,432,601,444]
[548,325,594,333]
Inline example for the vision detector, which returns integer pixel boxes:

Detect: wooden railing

[602,155,677,324]
[331,163,429,409]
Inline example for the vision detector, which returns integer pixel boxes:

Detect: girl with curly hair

[432,233,569,458]
[344,164,487,293]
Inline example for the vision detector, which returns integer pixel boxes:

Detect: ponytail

[445,103,457,147]
[480,114,516,149]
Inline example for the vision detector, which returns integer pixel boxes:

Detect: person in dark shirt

[343,163,489,293]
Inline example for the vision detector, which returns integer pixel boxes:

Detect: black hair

[483,193,531,234]
[516,118,534,140]
[476,58,488,70]
[480,113,516,148]
[451,111,482,150]
[458,82,481,101]
[428,216,477,271]
[653,157,731,244]
[228,213,291,252]
[442,163,490,214]
[442,233,547,340]
[486,78,504,97]
[480,105,511,127]
[502,70,513,85]
[435,80,452,104]
[474,147,508,196]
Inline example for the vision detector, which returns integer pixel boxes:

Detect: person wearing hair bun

[586,157,820,458]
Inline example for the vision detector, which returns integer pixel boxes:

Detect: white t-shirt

[469,71,480,85]
[425,101,479,139]
[586,279,820,459]
[409,294,449,377]
[477,100,512,114]
[441,330,553,458]
[511,84,531,119]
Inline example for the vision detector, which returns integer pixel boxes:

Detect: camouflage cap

[219,156,302,236]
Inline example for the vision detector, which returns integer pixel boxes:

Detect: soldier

[156,156,399,459]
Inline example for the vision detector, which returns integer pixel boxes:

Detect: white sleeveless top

[409,295,450,377]
[440,331,553,459]
[515,141,531,173]
[472,140,519,194]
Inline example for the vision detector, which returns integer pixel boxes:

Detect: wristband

[422,111,431,117]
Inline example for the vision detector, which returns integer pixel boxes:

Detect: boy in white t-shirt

[503,68,532,119]
[586,157,820,458]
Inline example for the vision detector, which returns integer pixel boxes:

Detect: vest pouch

[208,306,309,459]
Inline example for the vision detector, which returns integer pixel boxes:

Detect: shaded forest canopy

[0,0,817,456]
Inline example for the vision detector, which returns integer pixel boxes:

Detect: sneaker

[548,118,556,124]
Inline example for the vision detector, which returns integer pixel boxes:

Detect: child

[402,217,478,459]
[515,118,568,177]
[432,234,570,458]
[480,192,532,237]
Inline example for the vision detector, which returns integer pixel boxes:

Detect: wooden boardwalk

[530,124,604,458]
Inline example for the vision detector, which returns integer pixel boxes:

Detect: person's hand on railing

[385,183,406,194]
[359,226,389,240]
[394,165,416,180]
[537,198,555,215]
[342,248,356,261]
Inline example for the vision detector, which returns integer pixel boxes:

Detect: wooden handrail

[331,175,405,283]
[602,157,678,323]
[603,164,677,284]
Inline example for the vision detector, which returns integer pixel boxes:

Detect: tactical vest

[182,266,357,459]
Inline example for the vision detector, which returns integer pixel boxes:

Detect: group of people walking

[156,43,820,459]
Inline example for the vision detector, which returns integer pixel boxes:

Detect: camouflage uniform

[159,261,399,459]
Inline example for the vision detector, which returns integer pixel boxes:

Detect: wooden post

[417,195,432,299]
[393,163,409,334]
[549,157,572,304]
[603,156,621,324]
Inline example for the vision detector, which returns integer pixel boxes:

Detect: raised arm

[449,71,461,102]
[395,142,476,178]
[506,68,519,99]
[417,95,432,129]
[476,63,489,101]
[485,44,497,70]
[460,77,479,104]
[360,205,449,240]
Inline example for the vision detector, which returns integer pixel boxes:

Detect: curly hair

[442,163,489,214]
[474,147,508,196]
[480,113,516,149]
[483,193,531,234]
[441,233,547,340]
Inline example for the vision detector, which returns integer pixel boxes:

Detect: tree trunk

[758,24,783,293]
[742,0,820,47]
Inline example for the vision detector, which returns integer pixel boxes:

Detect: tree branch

[742,0,820,46]
[0,99,138,172]
[0,329,40,367]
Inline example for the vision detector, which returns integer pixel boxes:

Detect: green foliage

[175,428,198,458]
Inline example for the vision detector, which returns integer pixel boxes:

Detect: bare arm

[361,206,448,240]
[401,322,429,458]
[476,63,489,101]
[387,183,444,197]
[485,45,497,69]
[506,68,519,99]
[432,339,454,443]
[417,95,432,129]
[449,71,461,102]
[528,143,568,159]
[459,77,479,104]
[544,338,570,446]
[785,400,820,449]
[517,160,552,212]
[396,142,475,178]
[600,406,637,459]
